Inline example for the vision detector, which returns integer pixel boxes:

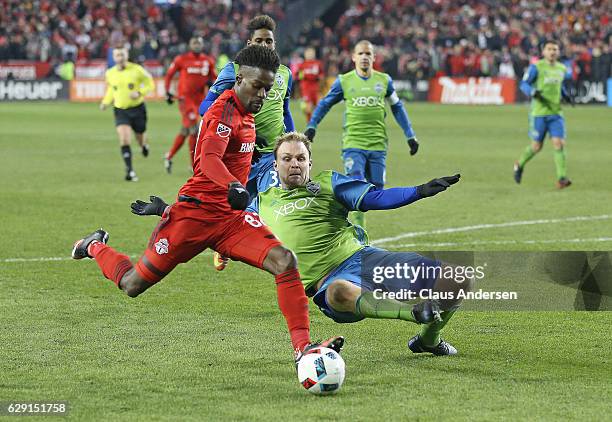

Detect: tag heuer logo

[306,181,321,196]
[216,122,231,138]
[275,74,284,87]
[155,238,169,255]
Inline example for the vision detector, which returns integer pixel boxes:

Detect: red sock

[89,242,133,287]
[167,133,186,160]
[188,134,197,166]
[275,268,311,351]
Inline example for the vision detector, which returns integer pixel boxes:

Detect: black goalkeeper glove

[562,91,575,107]
[407,137,419,156]
[131,195,169,217]
[304,127,316,142]
[417,174,461,198]
[252,135,268,164]
[166,92,174,105]
[227,182,249,210]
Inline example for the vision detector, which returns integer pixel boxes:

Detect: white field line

[390,237,612,249]
[371,214,612,245]
[1,215,611,263]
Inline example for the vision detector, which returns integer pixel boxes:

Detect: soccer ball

[297,347,345,395]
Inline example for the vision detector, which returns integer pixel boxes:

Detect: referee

[100,47,155,181]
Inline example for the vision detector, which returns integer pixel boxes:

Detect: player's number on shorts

[269,170,279,187]
[245,214,263,228]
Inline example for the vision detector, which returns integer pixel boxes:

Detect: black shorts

[114,103,147,134]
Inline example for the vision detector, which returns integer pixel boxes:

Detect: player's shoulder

[311,170,336,191]
[208,90,241,123]
[278,63,292,77]
[372,69,390,79]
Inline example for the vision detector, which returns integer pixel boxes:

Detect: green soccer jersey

[338,70,391,151]
[527,60,568,116]
[256,171,373,289]
[233,62,291,153]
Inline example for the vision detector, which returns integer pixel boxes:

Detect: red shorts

[301,89,319,106]
[135,201,281,283]
[178,98,199,127]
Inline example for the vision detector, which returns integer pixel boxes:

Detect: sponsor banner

[574,80,607,104]
[428,77,516,104]
[75,59,165,79]
[0,61,52,80]
[393,79,429,102]
[69,78,167,102]
[0,79,69,101]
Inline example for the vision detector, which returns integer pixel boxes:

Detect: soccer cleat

[295,336,345,365]
[408,334,457,356]
[513,161,523,184]
[164,156,172,174]
[125,171,138,182]
[213,252,229,271]
[411,300,442,324]
[142,144,150,157]
[556,177,572,189]
[71,229,109,260]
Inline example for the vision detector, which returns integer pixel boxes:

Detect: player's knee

[326,281,354,310]
[266,246,298,274]
[180,126,189,136]
[532,142,543,152]
[120,270,151,298]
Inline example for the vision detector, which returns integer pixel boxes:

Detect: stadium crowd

[1,0,610,82]
[294,0,611,82]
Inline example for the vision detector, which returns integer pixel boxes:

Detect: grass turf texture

[1,101,611,420]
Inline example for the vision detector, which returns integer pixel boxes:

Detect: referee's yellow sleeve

[138,66,155,97]
[102,70,114,105]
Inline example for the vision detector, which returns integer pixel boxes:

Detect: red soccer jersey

[297,59,323,91]
[164,51,217,101]
[178,90,255,214]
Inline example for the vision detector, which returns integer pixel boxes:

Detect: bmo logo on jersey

[352,96,384,107]
[239,142,255,153]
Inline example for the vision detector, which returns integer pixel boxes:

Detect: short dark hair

[235,44,280,73]
[542,39,559,49]
[247,15,276,35]
[273,132,312,159]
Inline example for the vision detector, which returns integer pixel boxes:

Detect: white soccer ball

[297,347,345,395]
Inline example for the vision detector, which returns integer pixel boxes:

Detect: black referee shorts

[114,103,147,134]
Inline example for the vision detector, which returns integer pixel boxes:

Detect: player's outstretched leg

[72,229,156,298]
[410,263,473,356]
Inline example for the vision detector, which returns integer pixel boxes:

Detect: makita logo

[273,197,320,220]
[439,77,504,104]
[239,142,255,153]
[351,96,384,107]
[0,80,64,100]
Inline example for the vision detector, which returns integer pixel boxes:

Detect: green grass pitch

[1,101,611,420]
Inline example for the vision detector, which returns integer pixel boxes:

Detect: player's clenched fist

[417,174,461,198]
[227,182,250,210]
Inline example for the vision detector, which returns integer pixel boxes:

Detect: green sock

[419,308,457,347]
[553,148,567,179]
[518,145,536,168]
[355,292,416,323]
[351,211,365,228]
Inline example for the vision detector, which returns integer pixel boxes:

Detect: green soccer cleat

[408,334,457,356]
